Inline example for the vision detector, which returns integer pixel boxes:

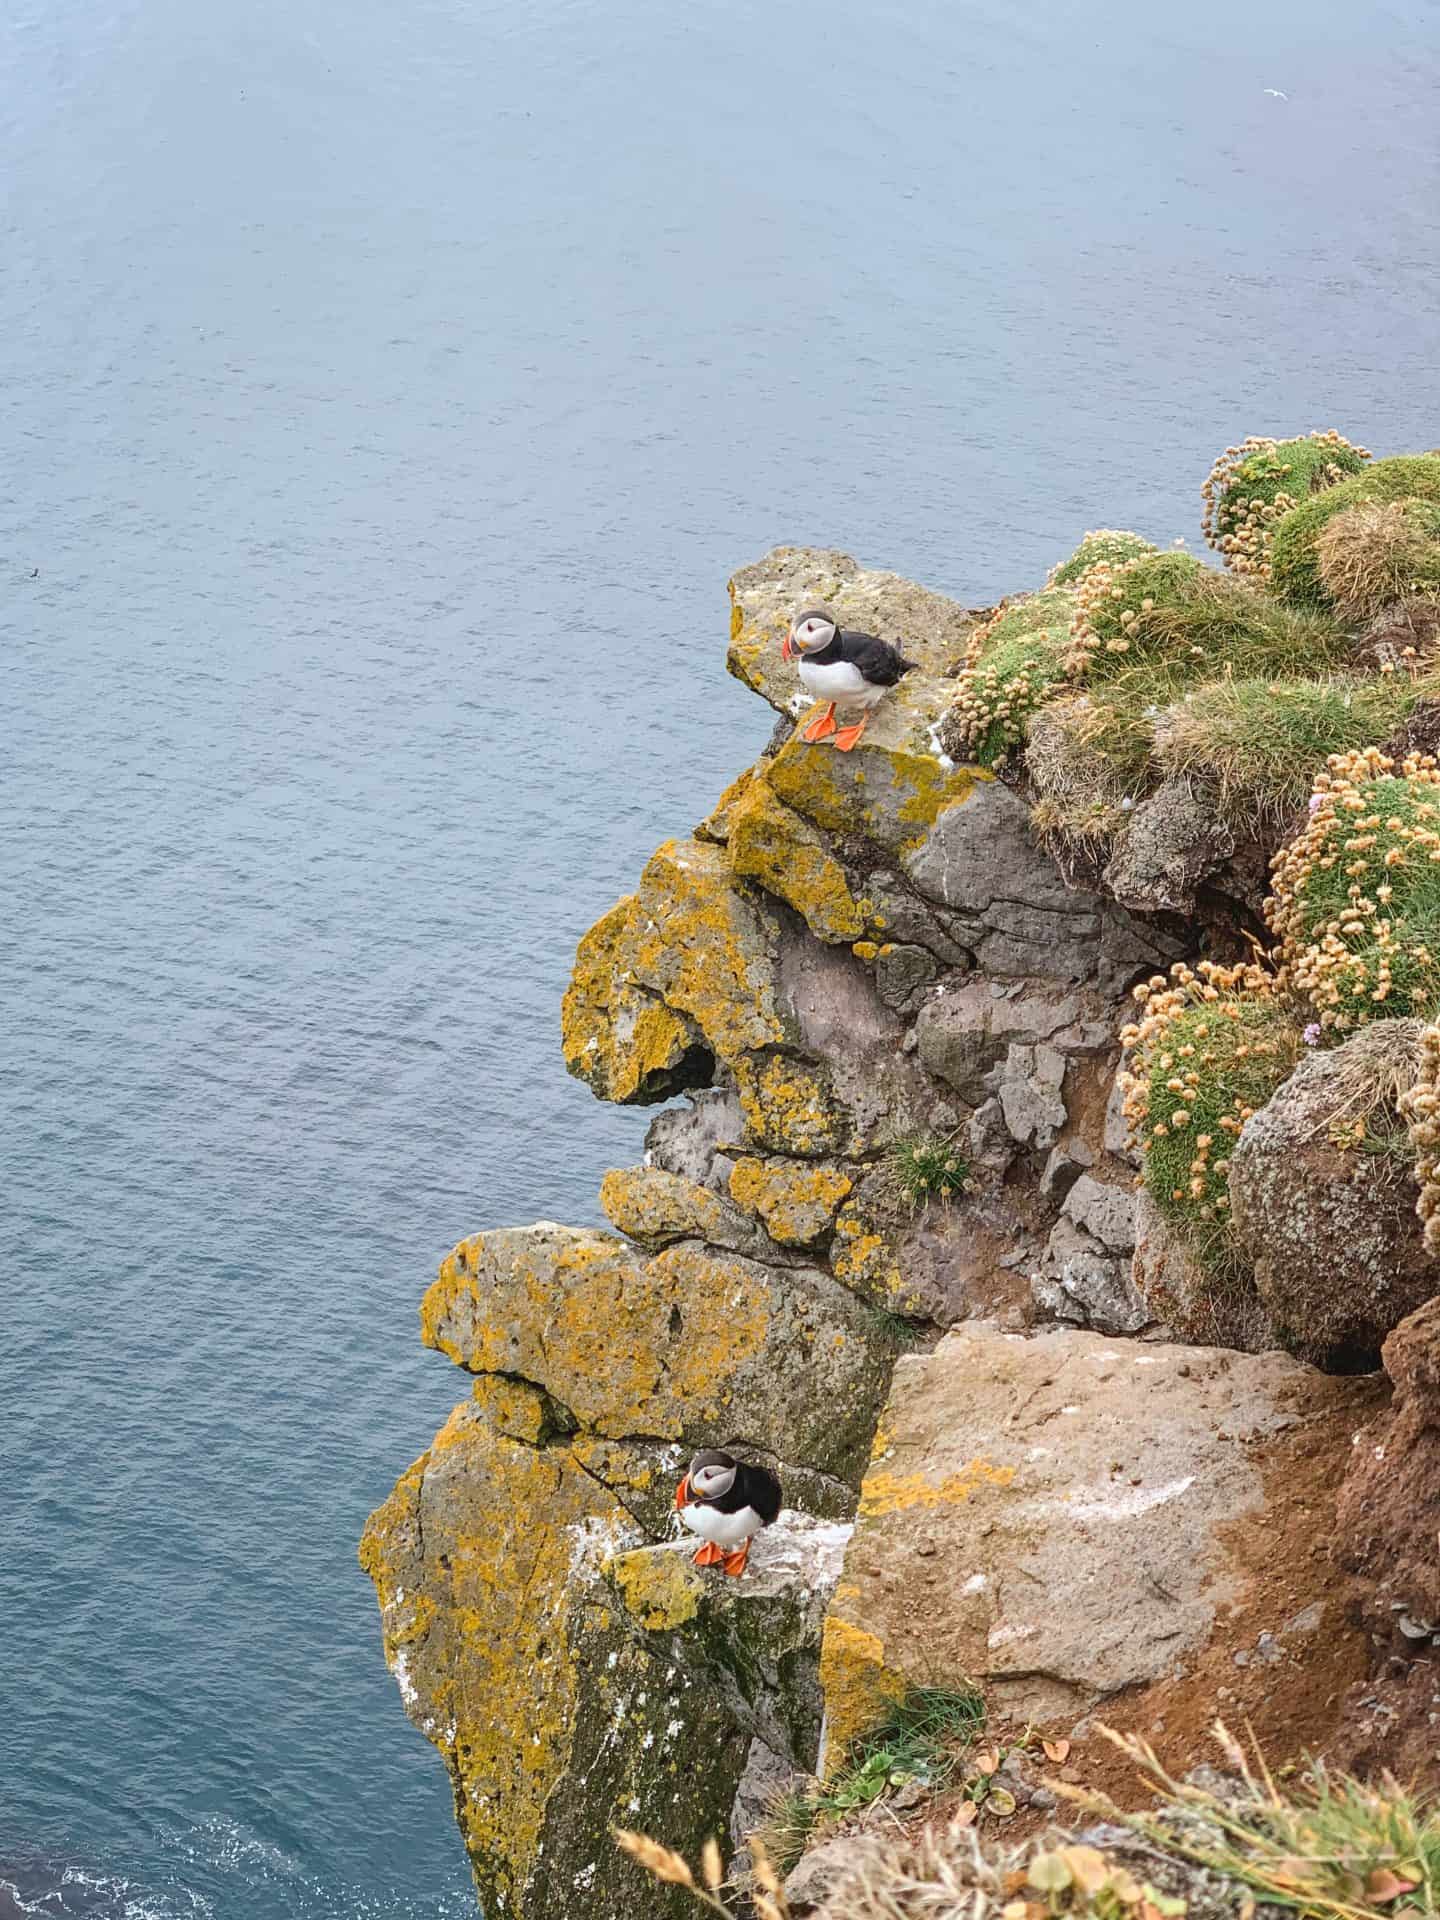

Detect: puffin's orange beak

[674,1473,690,1510]
[781,633,794,661]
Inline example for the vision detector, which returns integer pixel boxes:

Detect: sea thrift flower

[1303,1023,1321,1046]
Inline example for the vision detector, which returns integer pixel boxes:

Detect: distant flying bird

[1263,88,1288,98]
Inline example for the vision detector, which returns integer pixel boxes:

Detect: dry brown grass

[1316,500,1440,622]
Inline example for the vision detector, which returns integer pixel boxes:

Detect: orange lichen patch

[696,767,758,844]
[471,1375,552,1445]
[766,734,982,855]
[829,1205,906,1305]
[859,1457,1017,1518]
[622,838,788,1058]
[420,1227,772,1440]
[598,1165,731,1246]
[605,1547,703,1631]
[817,1616,908,1772]
[560,894,701,1104]
[725,776,865,943]
[734,1053,859,1157]
[360,1404,641,1916]
[727,1156,852,1245]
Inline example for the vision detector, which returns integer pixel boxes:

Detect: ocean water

[3,0,1437,1913]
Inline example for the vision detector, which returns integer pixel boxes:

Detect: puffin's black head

[683,1449,737,1499]
[783,606,837,661]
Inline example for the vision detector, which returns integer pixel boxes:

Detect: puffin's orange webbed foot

[832,715,869,752]
[801,702,837,743]
[721,1543,751,1578]
[692,1542,725,1568]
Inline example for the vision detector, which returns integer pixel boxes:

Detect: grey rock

[1062,1174,1136,1255]
[1041,1145,1091,1205]
[873,942,939,1014]
[967,1096,1017,1174]
[1103,779,1236,915]
[784,1833,875,1913]
[645,1088,746,1192]
[1228,1030,1438,1360]
[904,779,1181,985]
[914,976,1114,1105]
[1038,1215,1150,1334]
[995,1042,1068,1150]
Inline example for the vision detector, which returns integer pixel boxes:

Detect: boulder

[821,1323,1379,1763]
[420,1224,889,1485]
[1228,1037,1438,1361]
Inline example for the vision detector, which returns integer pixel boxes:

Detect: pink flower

[1308,793,1323,813]
[1303,1023,1321,1046]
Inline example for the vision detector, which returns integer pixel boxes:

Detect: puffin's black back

[735,1461,783,1524]
[831,627,917,686]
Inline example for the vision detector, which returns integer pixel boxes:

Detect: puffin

[782,607,917,751]
[674,1449,783,1577]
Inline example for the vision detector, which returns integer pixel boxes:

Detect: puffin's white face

[690,1460,736,1498]
[784,610,836,659]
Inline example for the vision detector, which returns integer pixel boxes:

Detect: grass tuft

[1153,674,1425,830]
[888,1136,971,1209]
[1048,529,1159,588]
[1316,499,1440,623]
[1270,455,1440,609]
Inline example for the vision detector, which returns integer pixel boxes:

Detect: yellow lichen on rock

[421,1227,773,1438]
[725,776,865,943]
[599,1165,732,1246]
[625,838,787,1059]
[360,1406,608,1913]
[733,1053,859,1157]
[816,1616,907,1773]
[859,1457,1018,1518]
[766,735,980,856]
[606,1546,704,1631]
[830,1202,907,1304]
[471,1374,553,1445]
[560,895,701,1104]
[727,1156,853,1244]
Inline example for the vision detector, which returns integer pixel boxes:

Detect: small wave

[0,1831,472,1920]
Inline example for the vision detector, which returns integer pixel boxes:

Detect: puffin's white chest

[798,655,884,707]
[679,1502,763,1548]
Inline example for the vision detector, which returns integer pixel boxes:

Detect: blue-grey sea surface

[3,0,1437,1913]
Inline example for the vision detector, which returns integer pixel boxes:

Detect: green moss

[1075,553,1349,685]
[1209,433,1369,563]
[1138,989,1302,1238]
[1270,455,1440,608]
[953,620,1071,768]
[1048,528,1157,587]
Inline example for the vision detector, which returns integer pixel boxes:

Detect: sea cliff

[363,438,1440,1918]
